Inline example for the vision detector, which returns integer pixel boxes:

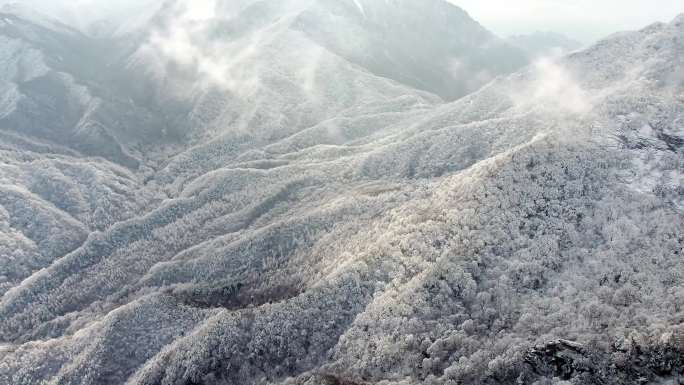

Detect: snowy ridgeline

[0,1,683,385]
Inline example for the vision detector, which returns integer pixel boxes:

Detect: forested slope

[0,2,682,385]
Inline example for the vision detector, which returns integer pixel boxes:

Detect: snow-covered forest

[0,1,682,384]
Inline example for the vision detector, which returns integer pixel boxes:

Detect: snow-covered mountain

[0,1,683,385]
[0,1,164,37]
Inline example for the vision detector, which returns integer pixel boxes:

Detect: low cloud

[137,0,261,96]
[510,56,592,115]
[449,58,494,94]
[135,0,328,102]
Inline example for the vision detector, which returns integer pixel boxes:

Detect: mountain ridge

[0,3,682,385]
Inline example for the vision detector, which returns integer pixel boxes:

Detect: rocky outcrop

[524,333,684,384]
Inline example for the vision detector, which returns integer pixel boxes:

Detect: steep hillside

[0,2,682,385]
[0,7,172,168]
[0,0,529,178]
[293,0,528,100]
[122,0,527,189]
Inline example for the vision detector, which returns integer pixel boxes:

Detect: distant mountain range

[0,1,682,385]
[0,1,164,36]
[508,31,583,57]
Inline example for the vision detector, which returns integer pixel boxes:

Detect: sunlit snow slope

[0,1,683,385]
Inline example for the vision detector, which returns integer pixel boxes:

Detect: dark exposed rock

[524,335,684,385]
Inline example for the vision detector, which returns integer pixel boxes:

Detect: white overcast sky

[450,0,684,42]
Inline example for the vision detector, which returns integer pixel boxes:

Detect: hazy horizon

[450,0,683,42]
[1,0,681,43]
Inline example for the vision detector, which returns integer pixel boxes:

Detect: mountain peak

[293,0,528,100]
